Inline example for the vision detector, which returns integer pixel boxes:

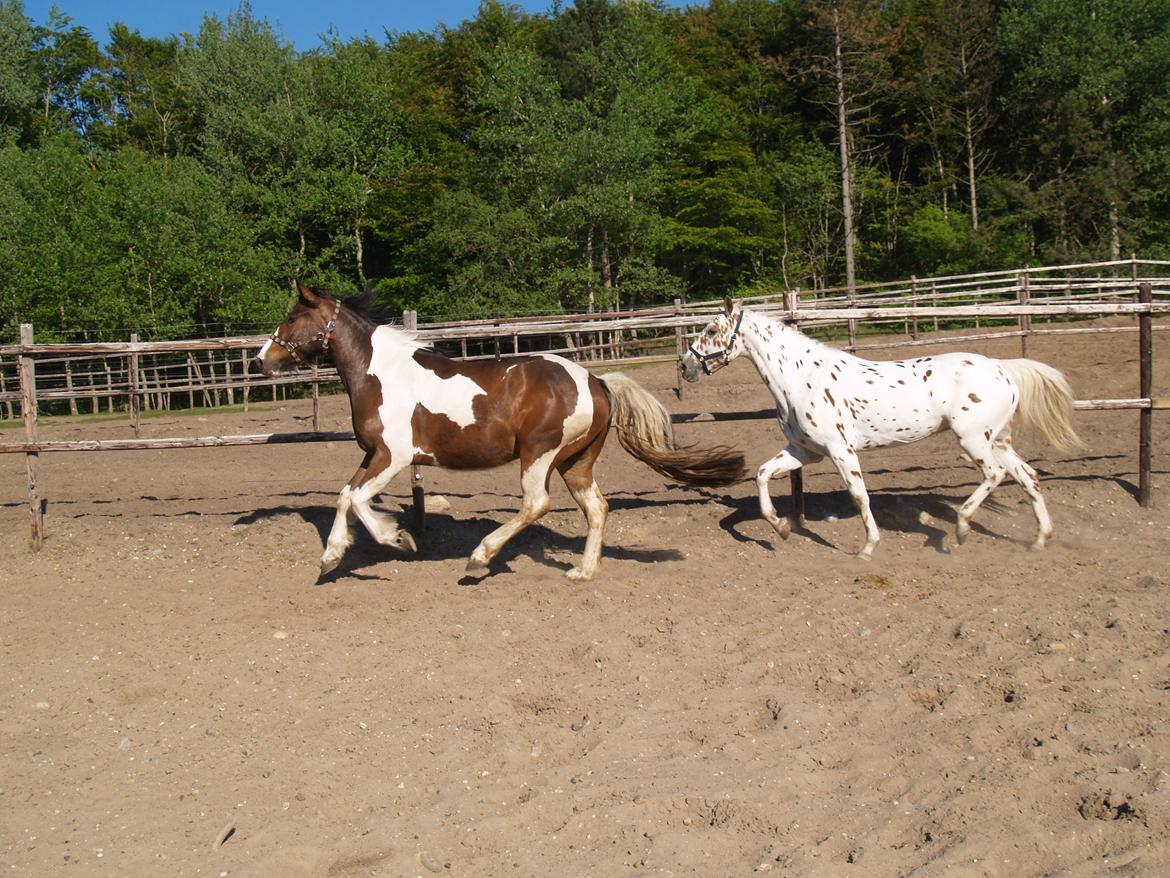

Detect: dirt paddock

[2,323,1169,877]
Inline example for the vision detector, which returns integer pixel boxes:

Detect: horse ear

[297,282,322,309]
[723,295,734,316]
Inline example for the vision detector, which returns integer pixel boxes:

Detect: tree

[790,0,907,288]
[0,0,37,145]
[28,6,101,138]
[88,25,186,155]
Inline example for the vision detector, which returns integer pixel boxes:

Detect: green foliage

[1,0,1166,341]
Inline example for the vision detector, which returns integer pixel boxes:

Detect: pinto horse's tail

[1000,359,1084,452]
[598,372,745,487]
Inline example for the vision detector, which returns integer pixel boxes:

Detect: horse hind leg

[954,429,1008,546]
[558,437,609,581]
[466,449,555,575]
[995,435,1053,549]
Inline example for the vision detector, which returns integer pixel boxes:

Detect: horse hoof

[398,532,417,553]
[465,557,489,576]
[319,556,341,577]
[565,567,594,582]
[766,518,790,540]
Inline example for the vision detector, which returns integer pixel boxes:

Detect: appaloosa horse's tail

[599,372,745,487]
[1000,359,1084,452]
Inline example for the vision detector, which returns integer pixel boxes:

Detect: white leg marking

[757,445,820,540]
[350,460,416,551]
[566,480,607,581]
[467,449,557,572]
[320,485,357,574]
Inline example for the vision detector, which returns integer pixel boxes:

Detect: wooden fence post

[1018,273,1031,358]
[19,324,44,550]
[311,364,320,430]
[0,357,14,419]
[1138,281,1153,507]
[129,333,141,436]
[673,298,685,401]
[910,276,919,340]
[65,359,78,416]
[241,350,250,413]
[783,288,804,524]
[847,284,858,353]
[405,309,426,532]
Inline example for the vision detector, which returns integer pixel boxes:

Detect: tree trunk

[834,10,857,291]
[354,217,367,287]
[961,42,980,231]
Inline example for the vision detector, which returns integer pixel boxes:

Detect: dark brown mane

[303,286,398,328]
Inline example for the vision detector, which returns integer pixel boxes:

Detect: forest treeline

[1,0,1168,341]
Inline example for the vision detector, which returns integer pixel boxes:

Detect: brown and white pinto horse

[255,285,744,580]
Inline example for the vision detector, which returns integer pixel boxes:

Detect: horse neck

[327,307,376,396]
[740,311,816,374]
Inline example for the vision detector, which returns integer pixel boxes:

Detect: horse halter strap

[688,310,744,375]
[270,297,342,365]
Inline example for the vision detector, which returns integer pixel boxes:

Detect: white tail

[1000,359,1083,452]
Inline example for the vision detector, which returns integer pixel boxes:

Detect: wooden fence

[3,259,1169,549]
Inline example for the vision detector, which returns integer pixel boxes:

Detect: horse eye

[287,316,296,324]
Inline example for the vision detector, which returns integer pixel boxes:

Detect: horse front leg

[757,444,821,541]
[320,456,370,576]
[348,449,417,553]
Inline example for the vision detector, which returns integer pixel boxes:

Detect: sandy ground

[1,322,1168,877]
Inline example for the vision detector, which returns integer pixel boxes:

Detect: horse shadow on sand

[680,454,1123,556]
[236,491,687,584]
[234,449,1141,578]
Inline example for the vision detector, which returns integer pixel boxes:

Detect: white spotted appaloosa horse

[255,285,744,580]
[680,297,1082,557]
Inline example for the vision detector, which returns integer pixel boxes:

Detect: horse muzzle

[679,353,703,383]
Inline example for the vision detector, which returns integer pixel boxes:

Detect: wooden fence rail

[3,262,1167,549]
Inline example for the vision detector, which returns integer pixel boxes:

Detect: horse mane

[307,286,431,351]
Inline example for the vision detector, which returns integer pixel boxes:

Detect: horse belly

[413,417,519,470]
[853,392,944,448]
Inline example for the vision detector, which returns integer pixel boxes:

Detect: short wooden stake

[789,469,804,528]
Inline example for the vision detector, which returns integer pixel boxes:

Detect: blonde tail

[1000,359,1084,452]
[599,372,745,487]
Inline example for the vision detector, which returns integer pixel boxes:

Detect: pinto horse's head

[680,296,745,383]
[254,283,342,376]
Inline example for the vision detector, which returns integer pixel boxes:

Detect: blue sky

[24,1,556,49]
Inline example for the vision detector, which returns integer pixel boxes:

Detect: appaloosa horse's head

[254,284,343,377]
[680,296,745,383]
